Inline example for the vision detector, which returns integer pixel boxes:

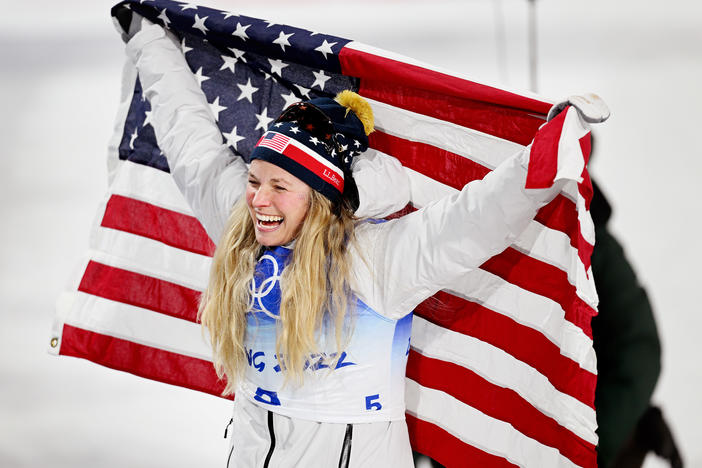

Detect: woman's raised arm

[353,105,594,319]
[126,23,249,244]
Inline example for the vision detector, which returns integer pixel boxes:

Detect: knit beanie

[250,90,374,204]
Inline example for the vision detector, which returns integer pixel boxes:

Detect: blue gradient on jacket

[241,244,413,420]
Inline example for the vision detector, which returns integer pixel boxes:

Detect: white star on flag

[192,14,209,34]
[273,30,294,52]
[289,125,300,134]
[268,58,288,77]
[193,67,209,86]
[255,108,274,131]
[143,110,152,127]
[228,48,247,62]
[129,128,138,150]
[223,126,245,150]
[232,22,250,40]
[181,38,193,54]
[314,39,337,59]
[221,11,237,20]
[293,84,311,99]
[309,136,320,146]
[178,2,198,11]
[236,78,258,103]
[220,55,237,73]
[311,70,331,90]
[157,9,171,27]
[280,91,300,109]
[263,20,277,28]
[208,96,227,121]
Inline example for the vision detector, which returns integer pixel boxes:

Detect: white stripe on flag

[370,101,583,205]
[442,272,596,374]
[404,379,581,468]
[64,292,212,361]
[91,226,211,291]
[370,97,524,170]
[411,316,597,444]
[110,160,195,215]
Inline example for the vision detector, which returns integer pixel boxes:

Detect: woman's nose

[252,186,272,207]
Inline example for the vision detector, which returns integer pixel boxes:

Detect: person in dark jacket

[590,179,682,468]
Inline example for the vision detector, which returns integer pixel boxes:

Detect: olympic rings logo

[249,254,282,320]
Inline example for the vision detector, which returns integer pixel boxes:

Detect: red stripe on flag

[369,131,491,188]
[407,352,597,468]
[535,195,580,241]
[101,195,215,256]
[282,144,344,191]
[370,131,589,259]
[526,108,568,189]
[339,46,552,116]
[59,324,228,398]
[415,292,596,408]
[481,247,596,338]
[406,413,519,468]
[360,80,545,146]
[78,261,200,323]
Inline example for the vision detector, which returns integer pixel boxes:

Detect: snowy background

[1,0,700,466]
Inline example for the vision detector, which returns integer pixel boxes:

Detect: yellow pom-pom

[335,90,374,136]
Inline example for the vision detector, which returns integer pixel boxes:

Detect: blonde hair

[199,191,356,395]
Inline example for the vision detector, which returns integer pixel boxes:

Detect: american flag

[257,132,290,153]
[50,1,599,466]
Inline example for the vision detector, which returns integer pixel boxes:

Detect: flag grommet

[50,337,58,348]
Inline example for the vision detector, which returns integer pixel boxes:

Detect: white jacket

[127,23,566,468]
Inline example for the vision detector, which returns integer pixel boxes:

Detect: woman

[125,19,591,468]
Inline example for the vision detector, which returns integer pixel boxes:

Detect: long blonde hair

[199,191,356,395]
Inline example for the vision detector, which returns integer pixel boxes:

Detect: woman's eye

[275,185,287,191]
[248,179,259,187]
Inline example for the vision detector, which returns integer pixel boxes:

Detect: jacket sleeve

[352,149,411,219]
[351,101,600,320]
[352,147,565,320]
[125,23,249,244]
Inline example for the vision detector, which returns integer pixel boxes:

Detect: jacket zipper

[263,410,276,468]
[337,424,353,468]
[224,417,234,467]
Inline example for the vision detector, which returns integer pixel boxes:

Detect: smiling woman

[124,14,587,468]
[246,160,311,247]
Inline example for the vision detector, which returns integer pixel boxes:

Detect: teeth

[256,214,284,222]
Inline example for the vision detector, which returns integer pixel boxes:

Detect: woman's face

[246,159,311,246]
